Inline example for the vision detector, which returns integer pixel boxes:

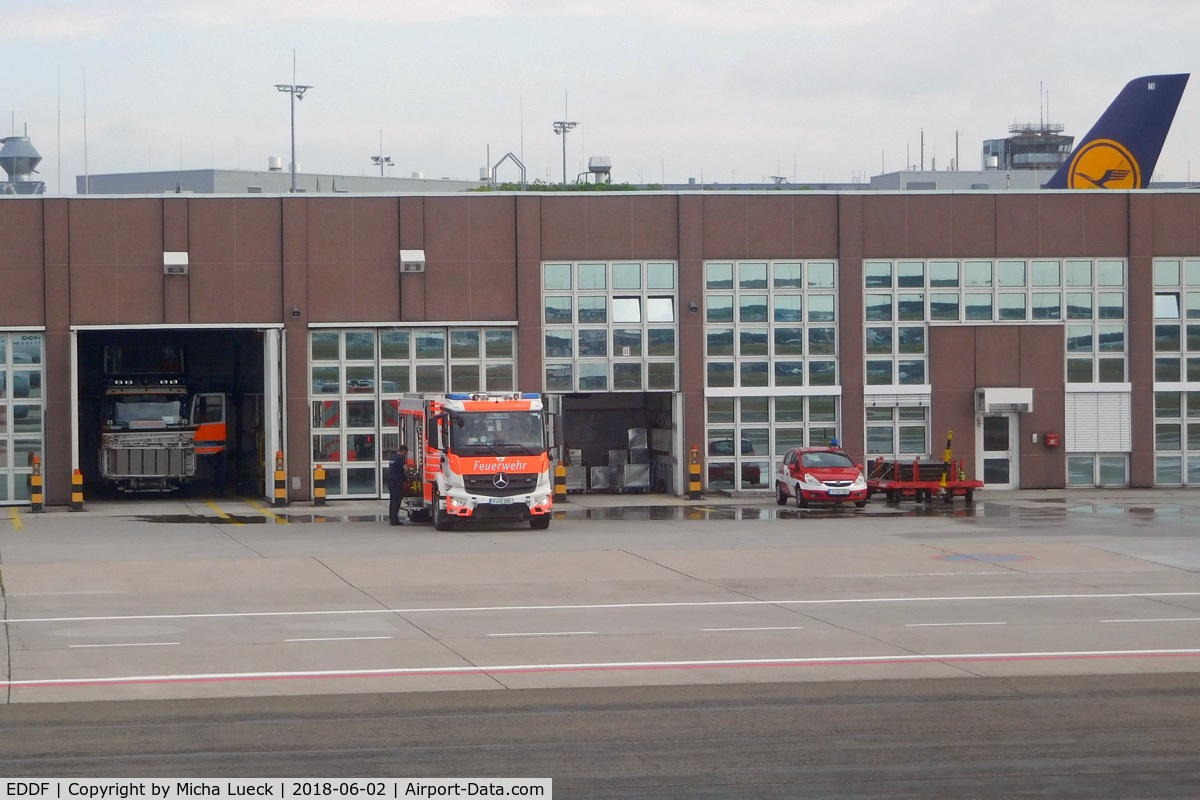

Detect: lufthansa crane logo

[1066,138,1141,189]
[493,472,509,489]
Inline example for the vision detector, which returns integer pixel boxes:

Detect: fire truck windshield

[449,411,544,455]
[106,395,185,428]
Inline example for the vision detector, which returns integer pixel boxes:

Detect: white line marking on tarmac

[1101,617,1200,623]
[7,648,1200,688]
[905,622,1008,627]
[284,636,393,642]
[6,592,1200,626]
[702,626,806,632]
[68,642,179,648]
[15,591,127,597]
[488,631,597,637]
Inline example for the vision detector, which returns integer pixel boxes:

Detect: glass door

[979,413,1018,489]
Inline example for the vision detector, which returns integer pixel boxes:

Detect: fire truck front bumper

[444,493,553,521]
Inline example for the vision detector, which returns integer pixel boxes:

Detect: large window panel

[739,262,768,289]
[773,262,803,289]
[345,332,375,360]
[612,262,641,290]
[707,328,734,357]
[647,262,675,290]
[965,294,993,321]
[381,331,410,359]
[578,362,607,391]
[544,263,572,290]
[612,298,642,323]
[577,262,606,290]
[739,295,769,323]
[646,297,675,323]
[707,362,735,387]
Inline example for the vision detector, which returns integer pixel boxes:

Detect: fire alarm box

[1044,433,1060,447]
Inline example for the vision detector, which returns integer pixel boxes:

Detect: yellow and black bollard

[274,451,287,507]
[29,454,44,513]
[688,445,702,500]
[554,462,567,500]
[71,469,85,512]
[313,465,326,506]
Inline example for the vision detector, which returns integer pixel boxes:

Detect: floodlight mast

[371,155,393,177]
[275,55,312,193]
[372,131,393,177]
[553,121,577,185]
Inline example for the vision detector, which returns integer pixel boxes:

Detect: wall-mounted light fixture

[163,251,189,275]
[400,249,426,273]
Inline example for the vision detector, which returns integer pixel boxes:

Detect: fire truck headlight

[447,496,469,509]
[533,494,551,507]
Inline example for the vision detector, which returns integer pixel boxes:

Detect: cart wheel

[965,489,975,505]
[943,491,954,504]
[886,491,898,503]
[776,483,788,506]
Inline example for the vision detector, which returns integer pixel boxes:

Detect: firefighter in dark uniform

[387,444,409,526]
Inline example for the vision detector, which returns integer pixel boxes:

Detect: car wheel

[776,482,788,505]
[854,499,867,508]
[796,492,808,509]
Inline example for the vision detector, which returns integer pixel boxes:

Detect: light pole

[275,56,312,193]
[371,155,393,177]
[553,120,577,185]
[372,131,392,177]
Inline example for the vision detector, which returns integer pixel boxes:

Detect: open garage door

[555,392,677,494]
[72,325,277,500]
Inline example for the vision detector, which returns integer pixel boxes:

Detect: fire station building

[2,190,1200,506]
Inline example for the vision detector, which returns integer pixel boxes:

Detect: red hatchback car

[776,447,868,508]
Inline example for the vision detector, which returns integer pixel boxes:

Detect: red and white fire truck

[396,393,553,530]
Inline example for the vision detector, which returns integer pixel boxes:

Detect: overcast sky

[4,0,1199,193]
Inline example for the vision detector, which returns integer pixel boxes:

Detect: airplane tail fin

[1045,74,1189,189]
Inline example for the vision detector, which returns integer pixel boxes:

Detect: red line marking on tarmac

[8,650,1200,690]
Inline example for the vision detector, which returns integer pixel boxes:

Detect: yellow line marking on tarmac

[245,497,290,524]
[204,500,244,526]
[8,507,22,531]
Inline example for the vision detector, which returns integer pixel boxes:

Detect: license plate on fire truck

[489,498,515,504]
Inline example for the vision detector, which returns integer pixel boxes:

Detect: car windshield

[800,451,855,469]
[448,410,544,455]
